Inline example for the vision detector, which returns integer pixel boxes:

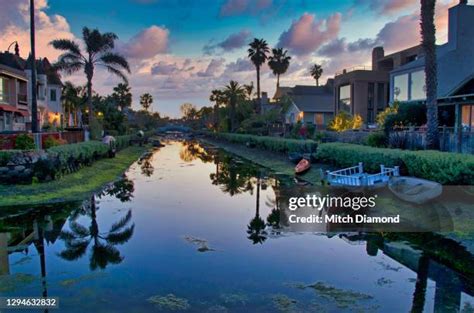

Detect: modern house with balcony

[334,45,423,125]
[276,81,334,128]
[389,0,474,133]
[0,51,29,132]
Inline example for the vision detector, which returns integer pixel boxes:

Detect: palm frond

[57,241,89,261]
[109,210,132,233]
[99,52,130,73]
[69,221,90,237]
[49,39,82,56]
[101,65,129,84]
[106,225,135,245]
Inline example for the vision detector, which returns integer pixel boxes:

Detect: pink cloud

[277,13,341,56]
[203,29,251,55]
[219,0,272,17]
[120,26,169,59]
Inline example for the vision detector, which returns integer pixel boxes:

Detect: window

[367,83,374,124]
[411,70,426,100]
[0,77,9,103]
[462,105,474,131]
[393,74,408,101]
[338,85,351,112]
[315,113,324,126]
[377,83,385,110]
[50,89,57,101]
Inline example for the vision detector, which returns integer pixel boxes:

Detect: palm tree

[140,93,153,112]
[248,38,269,102]
[224,81,245,132]
[309,64,323,86]
[62,81,83,126]
[50,27,130,125]
[210,89,225,130]
[420,0,439,149]
[243,82,254,101]
[112,83,132,112]
[268,48,291,89]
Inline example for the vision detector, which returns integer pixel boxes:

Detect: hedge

[208,132,317,154]
[316,143,474,185]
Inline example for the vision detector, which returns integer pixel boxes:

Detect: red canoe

[295,158,311,174]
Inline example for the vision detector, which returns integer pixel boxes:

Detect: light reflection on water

[0,141,474,312]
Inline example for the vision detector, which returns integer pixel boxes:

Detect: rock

[0,167,8,173]
[14,165,26,172]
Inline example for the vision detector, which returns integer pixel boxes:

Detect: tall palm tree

[268,48,291,89]
[62,81,83,126]
[140,93,153,112]
[112,83,132,112]
[243,82,254,101]
[309,64,323,86]
[420,0,439,149]
[50,27,130,125]
[210,89,225,130]
[248,38,269,102]
[224,80,245,132]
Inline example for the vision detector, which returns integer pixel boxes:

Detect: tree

[112,83,132,111]
[309,64,323,86]
[224,80,245,132]
[140,93,153,112]
[268,48,291,89]
[210,89,225,130]
[62,81,84,127]
[50,27,130,125]
[420,0,439,149]
[180,103,197,120]
[243,82,254,101]
[248,38,269,102]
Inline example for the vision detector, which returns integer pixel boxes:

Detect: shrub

[15,134,35,150]
[328,111,363,132]
[383,102,427,132]
[316,142,474,184]
[376,103,398,128]
[209,132,317,153]
[47,140,109,173]
[43,136,66,149]
[366,132,387,148]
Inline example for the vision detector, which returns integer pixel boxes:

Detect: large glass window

[338,85,351,112]
[393,74,408,101]
[0,77,9,103]
[411,70,426,100]
[377,83,385,110]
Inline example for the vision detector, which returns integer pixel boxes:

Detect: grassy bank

[0,145,146,207]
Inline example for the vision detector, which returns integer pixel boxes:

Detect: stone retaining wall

[0,151,48,183]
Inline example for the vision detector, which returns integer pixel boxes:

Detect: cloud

[203,29,251,55]
[277,13,341,56]
[352,0,416,15]
[224,57,254,72]
[150,61,180,75]
[120,26,169,59]
[197,58,225,77]
[219,0,273,17]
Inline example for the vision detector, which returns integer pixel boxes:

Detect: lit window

[338,85,351,112]
[393,74,409,101]
[411,70,426,100]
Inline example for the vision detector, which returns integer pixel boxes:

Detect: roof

[0,52,25,72]
[0,53,62,86]
[275,84,334,113]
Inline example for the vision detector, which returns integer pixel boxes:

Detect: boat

[324,162,400,190]
[288,152,303,164]
[388,176,442,204]
[295,159,311,174]
[302,152,317,162]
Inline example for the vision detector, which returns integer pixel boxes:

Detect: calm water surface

[1,141,474,312]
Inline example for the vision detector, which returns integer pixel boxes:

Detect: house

[276,81,334,129]
[0,50,29,132]
[334,45,423,125]
[389,0,474,132]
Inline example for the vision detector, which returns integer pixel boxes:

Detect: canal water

[1,141,473,312]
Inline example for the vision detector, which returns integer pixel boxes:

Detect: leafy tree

[140,93,153,112]
[62,81,85,127]
[420,0,439,149]
[94,95,127,134]
[268,48,291,89]
[224,81,245,132]
[112,83,132,111]
[243,82,254,101]
[309,64,323,86]
[248,38,269,102]
[180,103,197,120]
[51,27,130,125]
[210,89,225,130]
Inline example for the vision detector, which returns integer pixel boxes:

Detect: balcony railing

[335,65,372,76]
[17,93,27,104]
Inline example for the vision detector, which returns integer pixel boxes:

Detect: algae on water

[0,273,37,292]
[147,293,190,311]
[272,294,297,313]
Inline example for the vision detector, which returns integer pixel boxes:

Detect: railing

[326,163,400,187]
[335,66,372,76]
[17,93,27,104]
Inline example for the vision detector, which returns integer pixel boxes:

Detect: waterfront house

[389,0,474,133]
[276,81,334,129]
[0,50,29,131]
[334,46,423,125]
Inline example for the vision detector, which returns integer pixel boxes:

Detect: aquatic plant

[183,236,216,252]
[271,294,297,313]
[0,273,36,292]
[147,294,190,311]
[219,293,248,306]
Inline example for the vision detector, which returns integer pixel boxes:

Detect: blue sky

[1,0,455,116]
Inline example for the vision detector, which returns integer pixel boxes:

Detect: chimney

[372,47,384,71]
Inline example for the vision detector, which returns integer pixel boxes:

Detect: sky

[0,0,458,117]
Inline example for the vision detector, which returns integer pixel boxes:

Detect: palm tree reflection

[247,174,267,244]
[58,195,135,270]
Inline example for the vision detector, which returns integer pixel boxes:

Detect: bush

[209,132,317,153]
[43,136,66,149]
[47,141,109,174]
[383,102,427,132]
[328,111,363,132]
[316,142,474,184]
[15,134,35,150]
[366,132,387,148]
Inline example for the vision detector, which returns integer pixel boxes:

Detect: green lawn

[0,146,146,207]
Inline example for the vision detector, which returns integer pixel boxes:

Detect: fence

[0,130,85,150]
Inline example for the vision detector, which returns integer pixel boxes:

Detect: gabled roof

[276,83,334,113]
